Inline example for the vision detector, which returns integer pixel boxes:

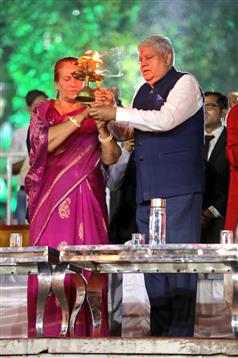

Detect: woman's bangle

[69,116,81,128]
[98,133,113,143]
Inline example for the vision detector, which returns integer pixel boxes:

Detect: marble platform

[0,337,238,357]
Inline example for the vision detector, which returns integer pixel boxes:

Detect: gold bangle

[69,116,81,128]
[98,133,113,143]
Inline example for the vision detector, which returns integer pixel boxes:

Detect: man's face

[139,46,171,85]
[205,95,223,131]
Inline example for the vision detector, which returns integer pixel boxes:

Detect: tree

[2,0,237,129]
[1,0,141,128]
[136,0,238,93]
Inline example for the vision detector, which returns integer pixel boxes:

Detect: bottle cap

[151,198,166,208]
[220,230,233,244]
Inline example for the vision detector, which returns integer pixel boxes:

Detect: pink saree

[25,100,109,337]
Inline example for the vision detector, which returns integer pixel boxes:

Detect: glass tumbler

[9,233,23,247]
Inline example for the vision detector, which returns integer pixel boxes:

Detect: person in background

[201,92,229,243]
[223,91,238,126]
[107,138,137,335]
[9,90,48,224]
[90,35,204,337]
[25,57,121,337]
[108,138,137,244]
[225,103,238,234]
[107,85,123,107]
[106,84,124,224]
[105,86,136,335]
[227,91,238,110]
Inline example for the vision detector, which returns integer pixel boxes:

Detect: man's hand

[89,106,117,122]
[94,88,114,106]
[124,139,134,152]
[201,208,215,229]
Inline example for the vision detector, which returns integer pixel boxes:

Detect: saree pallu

[25,100,109,337]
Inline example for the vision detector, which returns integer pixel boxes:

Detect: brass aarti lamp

[73,50,104,103]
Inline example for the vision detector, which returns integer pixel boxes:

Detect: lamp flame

[72,49,105,102]
[74,50,104,82]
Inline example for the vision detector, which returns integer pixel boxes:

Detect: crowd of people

[9,34,238,338]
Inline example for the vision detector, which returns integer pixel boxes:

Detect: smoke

[100,47,123,78]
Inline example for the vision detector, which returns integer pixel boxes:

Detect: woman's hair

[54,57,78,82]
[138,35,175,65]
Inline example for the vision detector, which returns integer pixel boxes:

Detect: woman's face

[56,62,83,101]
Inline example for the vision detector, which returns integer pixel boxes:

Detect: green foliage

[136,0,238,93]
[2,0,237,127]
[1,0,142,128]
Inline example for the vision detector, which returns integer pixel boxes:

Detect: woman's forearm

[98,126,121,165]
[48,119,76,152]
[48,112,88,152]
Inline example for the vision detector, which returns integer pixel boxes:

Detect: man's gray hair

[138,35,175,65]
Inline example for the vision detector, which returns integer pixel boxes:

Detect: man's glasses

[205,103,219,110]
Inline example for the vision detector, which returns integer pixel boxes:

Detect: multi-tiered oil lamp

[72,50,104,103]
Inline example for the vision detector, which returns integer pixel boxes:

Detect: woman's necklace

[55,99,81,116]
[55,100,70,116]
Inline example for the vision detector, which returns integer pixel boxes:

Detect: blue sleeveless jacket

[133,67,204,204]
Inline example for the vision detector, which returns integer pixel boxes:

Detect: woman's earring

[56,89,59,98]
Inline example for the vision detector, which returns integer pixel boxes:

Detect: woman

[25,57,121,337]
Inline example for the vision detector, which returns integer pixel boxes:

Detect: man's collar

[205,125,224,139]
[153,66,176,87]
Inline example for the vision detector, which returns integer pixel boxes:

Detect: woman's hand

[95,120,107,131]
[94,88,115,106]
[72,107,90,126]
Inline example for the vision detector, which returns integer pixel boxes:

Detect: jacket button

[139,156,143,160]
[139,141,143,146]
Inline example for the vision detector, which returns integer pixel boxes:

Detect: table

[1,244,237,338]
[0,151,26,224]
[59,243,238,337]
[0,246,59,337]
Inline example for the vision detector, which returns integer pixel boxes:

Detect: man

[107,138,137,336]
[202,92,229,243]
[90,35,204,336]
[10,90,48,223]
